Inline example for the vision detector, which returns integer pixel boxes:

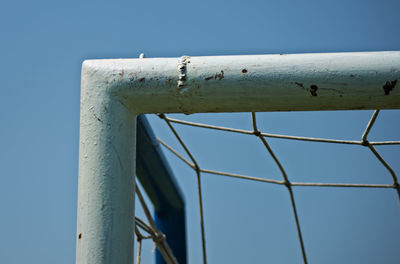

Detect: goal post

[76,51,400,263]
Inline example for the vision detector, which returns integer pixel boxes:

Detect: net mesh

[134,185,179,264]
[135,110,400,264]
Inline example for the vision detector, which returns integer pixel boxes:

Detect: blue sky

[0,0,399,263]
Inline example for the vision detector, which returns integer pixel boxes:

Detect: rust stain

[310,84,318,96]
[205,76,214,81]
[242,69,248,74]
[78,233,82,239]
[383,80,397,95]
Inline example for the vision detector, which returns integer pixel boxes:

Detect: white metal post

[77,51,400,264]
[77,62,137,263]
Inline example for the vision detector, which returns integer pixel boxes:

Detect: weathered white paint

[77,51,400,264]
[77,64,136,263]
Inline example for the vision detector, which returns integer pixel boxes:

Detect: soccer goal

[76,51,400,264]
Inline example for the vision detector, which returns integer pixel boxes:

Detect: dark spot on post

[205,76,213,81]
[310,85,318,96]
[78,233,82,239]
[242,69,248,74]
[295,82,304,88]
[139,77,146,83]
[383,80,397,95]
[216,70,224,80]
[350,74,355,78]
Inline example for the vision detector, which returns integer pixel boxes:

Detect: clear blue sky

[0,0,399,263]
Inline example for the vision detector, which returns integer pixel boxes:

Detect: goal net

[137,109,399,264]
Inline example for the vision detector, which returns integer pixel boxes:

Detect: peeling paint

[216,70,224,80]
[177,56,190,88]
[310,85,318,96]
[383,80,397,95]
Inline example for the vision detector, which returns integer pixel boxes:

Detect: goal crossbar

[76,51,400,263]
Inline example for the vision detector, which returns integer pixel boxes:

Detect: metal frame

[136,115,186,264]
[76,51,400,263]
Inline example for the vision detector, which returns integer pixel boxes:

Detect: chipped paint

[177,56,190,89]
[383,80,397,95]
[310,85,318,96]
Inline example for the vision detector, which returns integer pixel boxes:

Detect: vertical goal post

[76,51,400,263]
